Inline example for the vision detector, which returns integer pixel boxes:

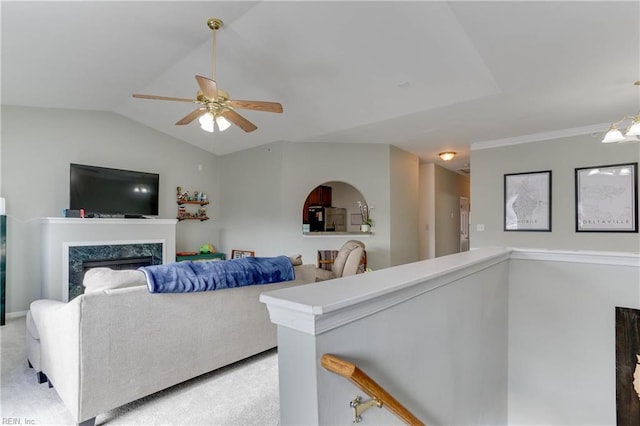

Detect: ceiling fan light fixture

[216,115,231,131]
[439,152,456,161]
[602,82,640,143]
[199,112,215,132]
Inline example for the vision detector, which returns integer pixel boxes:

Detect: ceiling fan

[133,18,283,133]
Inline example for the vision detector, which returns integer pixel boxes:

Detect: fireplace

[41,217,177,301]
[83,256,153,271]
[67,242,162,300]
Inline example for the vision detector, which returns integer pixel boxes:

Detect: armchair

[316,240,366,281]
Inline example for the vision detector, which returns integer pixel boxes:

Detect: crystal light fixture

[602,81,640,143]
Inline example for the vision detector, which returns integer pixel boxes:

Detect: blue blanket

[140,256,295,294]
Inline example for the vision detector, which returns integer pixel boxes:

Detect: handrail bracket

[350,395,382,423]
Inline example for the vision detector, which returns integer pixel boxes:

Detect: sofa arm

[29,298,82,422]
[294,264,318,283]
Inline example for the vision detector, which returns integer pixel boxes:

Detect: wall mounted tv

[70,163,159,218]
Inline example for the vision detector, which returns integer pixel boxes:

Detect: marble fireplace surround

[41,218,177,302]
[65,241,163,301]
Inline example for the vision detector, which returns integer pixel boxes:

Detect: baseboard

[6,310,27,319]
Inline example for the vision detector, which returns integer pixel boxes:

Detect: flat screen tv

[70,163,159,218]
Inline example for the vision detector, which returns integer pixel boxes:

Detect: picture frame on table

[575,162,637,233]
[231,249,255,259]
[504,170,552,231]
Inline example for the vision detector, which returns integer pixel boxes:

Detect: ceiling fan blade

[229,100,283,113]
[176,109,205,125]
[133,94,194,103]
[222,110,258,132]
[195,75,218,100]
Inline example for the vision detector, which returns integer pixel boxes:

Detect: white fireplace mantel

[40,218,177,301]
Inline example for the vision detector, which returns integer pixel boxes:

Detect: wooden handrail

[321,353,425,425]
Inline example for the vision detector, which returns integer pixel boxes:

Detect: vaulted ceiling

[2,1,638,173]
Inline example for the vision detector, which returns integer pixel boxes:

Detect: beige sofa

[26,263,316,426]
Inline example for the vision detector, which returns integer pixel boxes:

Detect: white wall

[1,106,220,312]
[470,134,640,252]
[219,141,405,271]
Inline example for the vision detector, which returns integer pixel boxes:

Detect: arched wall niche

[302,181,369,234]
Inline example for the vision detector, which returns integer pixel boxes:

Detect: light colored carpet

[0,316,280,425]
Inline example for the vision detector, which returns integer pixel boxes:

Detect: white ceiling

[2,1,639,173]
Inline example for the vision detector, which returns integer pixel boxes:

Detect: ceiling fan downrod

[207,18,223,84]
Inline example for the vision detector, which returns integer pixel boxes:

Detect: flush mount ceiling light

[602,81,640,143]
[439,152,456,161]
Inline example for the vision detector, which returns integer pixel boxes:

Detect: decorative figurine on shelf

[199,243,216,254]
[198,192,208,202]
[197,207,207,217]
[177,186,189,203]
[178,206,186,219]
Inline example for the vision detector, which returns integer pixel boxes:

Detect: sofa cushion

[83,267,147,293]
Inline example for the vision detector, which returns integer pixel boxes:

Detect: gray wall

[1,107,422,314]
[273,249,638,425]
[219,141,419,271]
[471,134,640,252]
[508,256,639,424]
[1,106,220,312]
[418,163,471,259]
[434,165,470,257]
[390,146,420,266]
[276,252,510,425]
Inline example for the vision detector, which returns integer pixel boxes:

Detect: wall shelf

[177,195,210,221]
[303,231,371,237]
[177,200,210,206]
[177,216,209,222]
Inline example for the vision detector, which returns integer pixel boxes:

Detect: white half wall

[262,248,640,425]
[262,247,511,425]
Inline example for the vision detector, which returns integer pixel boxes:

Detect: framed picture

[504,170,552,231]
[350,213,363,226]
[231,249,255,259]
[575,162,637,232]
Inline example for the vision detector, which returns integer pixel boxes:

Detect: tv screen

[70,163,159,217]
